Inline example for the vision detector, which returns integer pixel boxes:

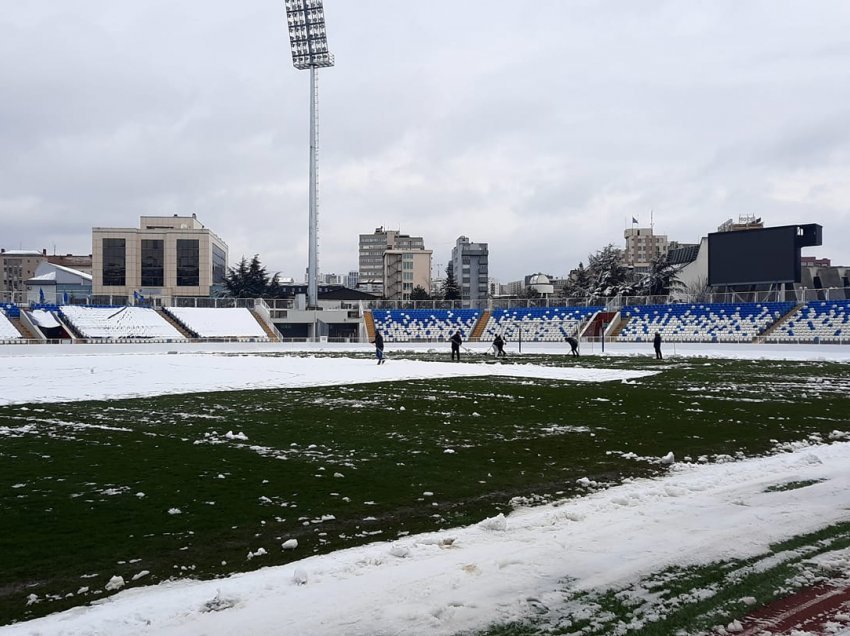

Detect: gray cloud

[2,0,849,282]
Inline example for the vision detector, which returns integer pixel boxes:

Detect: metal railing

[3,288,850,311]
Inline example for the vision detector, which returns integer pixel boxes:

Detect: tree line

[223,247,682,300]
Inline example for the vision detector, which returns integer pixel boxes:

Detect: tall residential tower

[451,236,489,304]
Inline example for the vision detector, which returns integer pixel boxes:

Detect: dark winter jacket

[653,333,662,349]
[374,332,384,350]
[450,332,463,347]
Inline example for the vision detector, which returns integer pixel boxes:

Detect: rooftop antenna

[284,0,335,309]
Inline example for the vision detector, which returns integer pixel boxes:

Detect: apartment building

[451,236,489,304]
[358,227,425,286]
[624,228,668,268]
[383,248,433,300]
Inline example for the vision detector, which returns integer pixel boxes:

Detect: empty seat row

[481,306,602,342]
[766,300,850,343]
[618,302,796,343]
[371,309,481,342]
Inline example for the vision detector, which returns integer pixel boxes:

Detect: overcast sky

[2,1,849,282]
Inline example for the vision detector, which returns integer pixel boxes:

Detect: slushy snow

[1,341,849,635]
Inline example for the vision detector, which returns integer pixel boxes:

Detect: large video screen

[708,226,799,285]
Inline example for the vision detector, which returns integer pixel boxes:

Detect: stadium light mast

[284,0,334,310]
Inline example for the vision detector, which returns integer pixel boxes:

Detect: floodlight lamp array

[284,0,334,69]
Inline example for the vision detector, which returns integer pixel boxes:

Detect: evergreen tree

[587,244,630,297]
[224,256,251,298]
[518,285,541,299]
[635,253,679,297]
[409,285,430,301]
[266,273,284,299]
[443,262,461,300]
[245,255,271,297]
[224,255,275,298]
[562,261,591,299]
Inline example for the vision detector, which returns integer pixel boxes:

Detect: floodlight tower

[284,0,334,310]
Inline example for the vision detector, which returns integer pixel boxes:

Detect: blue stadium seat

[618,302,796,343]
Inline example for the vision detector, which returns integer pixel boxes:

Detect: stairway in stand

[363,311,376,341]
[756,303,803,342]
[469,310,491,342]
[158,309,198,338]
[249,309,281,340]
[11,317,35,339]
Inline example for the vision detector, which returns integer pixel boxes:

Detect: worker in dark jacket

[493,334,506,357]
[653,332,662,360]
[373,329,385,364]
[566,336,579,357]
[450,330,463,361]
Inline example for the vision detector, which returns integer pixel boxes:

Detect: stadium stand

[618,302,797,343]
[480,306,603,342]
[164,307,268,339]
[0,309,23,340]
[766,300,850,343]
[29,309,61,330]
[59,305,185,340]
[371,309,481,342]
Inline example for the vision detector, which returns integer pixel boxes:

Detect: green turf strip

[1,354,848,626]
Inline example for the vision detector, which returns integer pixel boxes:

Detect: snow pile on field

[4,440,849,636]
[0,352,655,406]
[0,313,21,340]
[59,306,185,340]
[165,307,268,338]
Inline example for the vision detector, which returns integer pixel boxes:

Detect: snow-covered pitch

[0,342,849,635]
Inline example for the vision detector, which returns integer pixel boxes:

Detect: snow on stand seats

[0,305,23,340]
[163,307,268,339]
[59,305,186,340]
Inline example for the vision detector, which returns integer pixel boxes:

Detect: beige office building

[624,227,668,268]
[92,215,228,299]
[383,249,433,300]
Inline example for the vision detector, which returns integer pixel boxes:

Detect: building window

[141,239,164,287]
[102,238,126,286]
[176,239,200,286]
[212,244,226,284]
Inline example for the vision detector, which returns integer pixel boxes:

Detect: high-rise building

[358,227,425,285]
[1,249,48,297]
[345,270,360,289]
[451,236,489,304]
[383,249,433,300]
[92,215,228,299]
[624,227,668,269]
